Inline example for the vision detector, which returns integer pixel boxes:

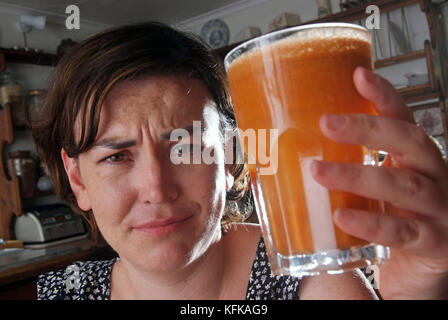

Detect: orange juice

[226,26,381,258]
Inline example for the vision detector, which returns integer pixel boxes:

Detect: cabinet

[0,49,58,240]
[0,52,118,293]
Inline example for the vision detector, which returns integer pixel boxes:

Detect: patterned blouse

[37,237,301,300]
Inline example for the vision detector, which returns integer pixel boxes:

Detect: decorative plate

[200,19,230,49]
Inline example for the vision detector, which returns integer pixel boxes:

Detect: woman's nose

[134,154,179,204]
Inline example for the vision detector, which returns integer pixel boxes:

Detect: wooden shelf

[0,47,58,67]
[0,239,117,287]
[0,52,4,70]
[375,50,426,69]
[399,84,440,104]
[21,189,55,200]
[12,124,32,131]
[398,83,432,95]
[306,0,422,25]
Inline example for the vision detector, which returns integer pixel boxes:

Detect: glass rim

[224,22,369,69]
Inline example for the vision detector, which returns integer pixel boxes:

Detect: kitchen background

[0,0,447,248]
[0,0,447,298]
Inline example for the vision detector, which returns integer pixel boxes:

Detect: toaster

[14,204,87,244]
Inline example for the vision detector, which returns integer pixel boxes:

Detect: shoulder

[219,223,261,296]
[37,258,117,300]
[298,269,378,300]
[223,223,261,260]
[224,222,261,249]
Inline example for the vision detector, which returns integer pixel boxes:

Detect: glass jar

[0,70,26,126]
[7,150,37,198]
[27,89,46,124]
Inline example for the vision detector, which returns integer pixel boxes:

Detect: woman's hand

[311,67,448,299]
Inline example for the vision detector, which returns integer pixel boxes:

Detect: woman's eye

[103,153,129,163]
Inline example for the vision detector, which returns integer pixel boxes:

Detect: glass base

[270,243,390,277]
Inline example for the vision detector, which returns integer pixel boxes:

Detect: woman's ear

[60,148,92,211]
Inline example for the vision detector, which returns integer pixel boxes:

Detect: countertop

[0,237,117,287]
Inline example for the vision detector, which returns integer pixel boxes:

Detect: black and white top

[37,238,301,300]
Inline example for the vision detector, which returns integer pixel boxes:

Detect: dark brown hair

[32,22,251,243]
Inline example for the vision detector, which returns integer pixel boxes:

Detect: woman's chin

[126,242,195,273]
[151,253,191,272]
[110,221,219,272]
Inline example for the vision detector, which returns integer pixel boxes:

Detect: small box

[234,26,262,43]
[268,13,301,32]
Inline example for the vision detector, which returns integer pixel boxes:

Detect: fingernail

[324,114,346,131]
[335,209,355,227]
[360,67,376,84]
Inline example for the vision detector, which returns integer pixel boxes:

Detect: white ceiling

[0,0,250,27]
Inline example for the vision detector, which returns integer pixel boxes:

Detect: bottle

[27,89,46,125]
[7,151,37,198]
[0,70,26,127]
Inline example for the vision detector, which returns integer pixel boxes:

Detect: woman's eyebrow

[91,138,137,150]
[160,125,205,140]
[92,125,206,148]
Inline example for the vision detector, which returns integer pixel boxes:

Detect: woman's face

[62,75,233,272]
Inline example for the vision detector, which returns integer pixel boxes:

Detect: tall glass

[224,23,390,276]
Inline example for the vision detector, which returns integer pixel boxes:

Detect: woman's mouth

[133,216,193,236]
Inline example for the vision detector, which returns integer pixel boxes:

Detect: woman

[34,22,448,300]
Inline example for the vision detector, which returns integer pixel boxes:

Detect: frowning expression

[62,75,233,272]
